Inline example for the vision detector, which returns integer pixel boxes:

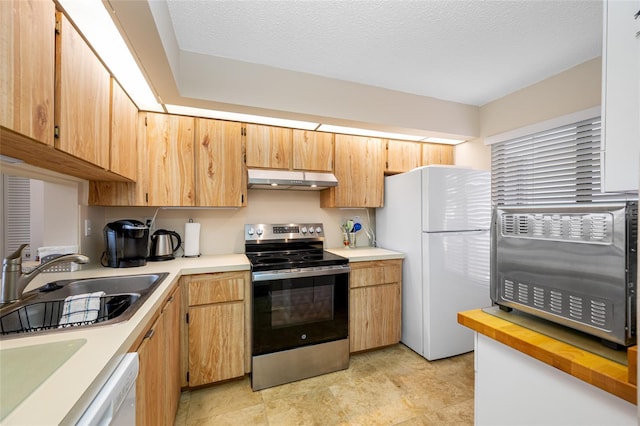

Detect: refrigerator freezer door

[421,166,491,232]
[423,230,491,360]
[376,167,425,355]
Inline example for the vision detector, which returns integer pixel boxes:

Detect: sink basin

[0,273,168,338]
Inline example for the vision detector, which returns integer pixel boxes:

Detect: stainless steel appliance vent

[500,212,613,244]
[492,201,637,346]
[499,278,613,331]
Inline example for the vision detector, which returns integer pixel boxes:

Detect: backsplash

[92,189,375,259]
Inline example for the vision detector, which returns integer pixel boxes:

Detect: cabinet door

[292,130,334,171]
[601,0,640,192]
[143,112,195,206]
[196,118,246,206]
[422,143,454,165]
[55,12,110,169]
[0,0,55,146]
[87,180,135,206]
[163,288,181,426]
[188,302,244,386]
[110,78,137,180]
[244,123,292,169]
[350,259,402,289]
[136,315,164,426]
[89,112,147,206]
[321,134,384,207]
[188,272,245,306]
[350,283,401,352]
[386,140,421,174]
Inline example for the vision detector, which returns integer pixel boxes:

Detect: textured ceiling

[164,0,603,106]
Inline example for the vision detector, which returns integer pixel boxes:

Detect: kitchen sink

[0,273,168,338]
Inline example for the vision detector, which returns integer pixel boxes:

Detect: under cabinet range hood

[247,169,338,190]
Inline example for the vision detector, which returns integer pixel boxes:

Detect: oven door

[252,265,349,356]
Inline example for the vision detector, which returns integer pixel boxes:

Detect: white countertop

[0,248,402,424]
[0,254,250,425]
[326,247,405,261]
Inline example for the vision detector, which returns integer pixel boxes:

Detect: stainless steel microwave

[491,201,638,347]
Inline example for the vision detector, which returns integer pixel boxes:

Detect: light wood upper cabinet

[143,112,195,206]
[422,143,454,165]
[0,0,55,146]
[320,134,384,208]
[349,259,402,353]
[385,139,422,174]
[109,78,137,181]
[54,12,110,169]
[292,130,334,171]
[244,123,292,169]
[195,118,247,207]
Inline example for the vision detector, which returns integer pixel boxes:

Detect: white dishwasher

[76,353,138,425]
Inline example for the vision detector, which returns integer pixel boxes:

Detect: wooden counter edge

[458,308,637,405]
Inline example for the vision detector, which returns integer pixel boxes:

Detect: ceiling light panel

[316,125,425,141]
[58,0,163,112]
[423,137,466,145]
[165,105,319,130]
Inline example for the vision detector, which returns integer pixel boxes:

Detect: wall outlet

[84,219,92,237]
[144,218,153,228]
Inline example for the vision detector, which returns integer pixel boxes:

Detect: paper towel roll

[184,222,201,257]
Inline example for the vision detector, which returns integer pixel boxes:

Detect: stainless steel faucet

[1,244,90,303]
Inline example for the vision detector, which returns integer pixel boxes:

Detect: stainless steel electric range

[245,223,350,391]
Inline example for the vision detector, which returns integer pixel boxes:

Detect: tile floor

[174,344,474,425]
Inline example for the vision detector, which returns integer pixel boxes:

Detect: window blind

[3,175,31,260]
[491,116,630,206]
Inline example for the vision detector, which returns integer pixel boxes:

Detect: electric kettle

[149,229,182,261]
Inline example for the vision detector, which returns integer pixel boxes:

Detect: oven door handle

[252,265,350,281]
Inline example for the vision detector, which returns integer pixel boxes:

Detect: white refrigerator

[376,165,491,360]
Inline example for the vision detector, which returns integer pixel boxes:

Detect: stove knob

[247,227,255,236]
[256,228,264,236]
[315,226,322,234]
[301,227,308,234]
[308,227,315,234]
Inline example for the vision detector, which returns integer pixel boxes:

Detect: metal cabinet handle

[144,328,155,339]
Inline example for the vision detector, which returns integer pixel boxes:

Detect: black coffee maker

[103,220,149,268]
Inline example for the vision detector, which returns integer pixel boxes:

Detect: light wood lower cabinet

[349,259,402,353]
[133,285,181,426]
[182,272,250,387]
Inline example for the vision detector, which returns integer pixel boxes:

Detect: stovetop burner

[244,223,348,272]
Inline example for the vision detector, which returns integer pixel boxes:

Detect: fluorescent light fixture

[166,105,319,130]
[58,0,163,112]
[317,124,425,141]
[0,155,24,164]
[422,137,466,145]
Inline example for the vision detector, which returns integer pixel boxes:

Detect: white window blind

[491,116,630,206]
[3,176,31,260]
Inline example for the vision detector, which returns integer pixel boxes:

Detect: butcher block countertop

[458,308,637,404]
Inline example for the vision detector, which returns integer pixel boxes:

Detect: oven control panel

[245,223,324,241]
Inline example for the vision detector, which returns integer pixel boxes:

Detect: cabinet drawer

[350,260,402,289]
[188,272,245,306]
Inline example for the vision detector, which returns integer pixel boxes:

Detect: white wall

[454,138,490,171]
[454,57,602,171]
[96,189,375,258]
